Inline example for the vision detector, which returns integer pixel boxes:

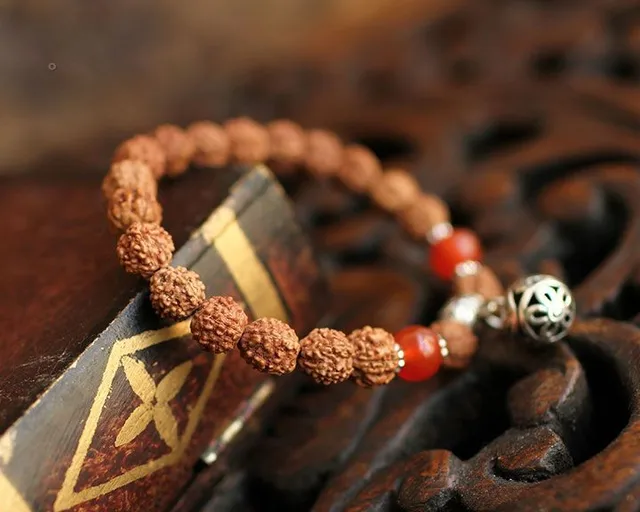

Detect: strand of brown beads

[103,117,504,387]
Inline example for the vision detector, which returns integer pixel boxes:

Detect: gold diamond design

[54,320,225,511]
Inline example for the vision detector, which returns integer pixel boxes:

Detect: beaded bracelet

[102,118,576,387]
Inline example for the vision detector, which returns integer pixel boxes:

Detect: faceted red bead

[429,228,482,280]
[395,325,443,382]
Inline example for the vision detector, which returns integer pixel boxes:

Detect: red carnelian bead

[429,228,482,280]
[395,325,443,382]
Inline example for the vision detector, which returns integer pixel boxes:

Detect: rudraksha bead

[394,325,443,381]
[453,272,477,296]
[429,228,483,281]
[238,318,300,375]
[267,119,306,172]
[348,326,399,387]
[113,135,166,179]
[149,266,206,321]
[305,129,344,178]
[298,328,355,385]
[398,193,450,239]
[371,169,420,213]
[224,117,270,164]
[187,121,230,167]
[453,264,503,298]
[107,189,162,231]
[116,222,174,278]
[191,296,248,353]
[154,124,195,177]
[431,320,478,369]
[337,144,382,193]
[102,159,157,199]
[104,116,579,388]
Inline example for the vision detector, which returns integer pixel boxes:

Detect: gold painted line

[57,355,226,510]
[253,163,273,181]
[197,204,236,243]
[55,320,190,510]
[191,165,288,321]
[215,211,288,321]
[0,470,31,512]
[55,321,227,511]
[202,204,288,322]
[191,164,272,243]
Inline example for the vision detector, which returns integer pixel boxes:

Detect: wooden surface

[0,166,327,511]
[4,0,640,510]
[186,1,640,511]
[0,169,235,433]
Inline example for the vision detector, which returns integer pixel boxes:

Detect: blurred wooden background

[5,1,640,510]
[0,0,456,173]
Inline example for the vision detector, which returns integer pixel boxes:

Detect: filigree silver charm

[480,274,576,344]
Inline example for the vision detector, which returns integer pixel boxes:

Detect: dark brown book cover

[0,165,327,511]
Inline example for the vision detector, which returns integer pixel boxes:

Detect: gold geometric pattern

[115,357,193,450]
[54,320,226,511]
[196,178,288,323]
[0,470,31,512]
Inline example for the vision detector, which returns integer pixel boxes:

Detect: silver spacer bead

[439,293,485,328]
[394,343,406,373]
[479,274,576,345]
[479,295,508,330]
[426,222,453,245]
[437,334,449,358]
[455,260,481,278]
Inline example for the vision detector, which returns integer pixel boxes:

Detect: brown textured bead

[113,135,166,179]
[107,189,162,231]
[149,266,206,321]
[116,222,174,278]
[102,160,158,200]
[224,117,270,164]
[337,144,382,193]
[371,169,420,213]
[348,326,399,387]
[476,266,504,298]
[453,264,500,297]
[298,328,355,385]
[154,124,195,177]
[398,193,450,239]
[267,119,306,172]
[102,159,157,199]
[238,318,300,375]
[187,121,230,167]
[453,273,476,296]
[431,320,478,369]
[305,129,344,178]
[191,296,248,353]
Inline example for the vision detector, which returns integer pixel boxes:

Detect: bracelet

[101,118,576,387]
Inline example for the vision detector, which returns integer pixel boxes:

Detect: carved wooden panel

[192,1,640,511]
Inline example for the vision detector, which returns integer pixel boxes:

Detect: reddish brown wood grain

[0,169,236,433]
[5,1,640,510]
[0,167,328,511]
[197,2,640,511]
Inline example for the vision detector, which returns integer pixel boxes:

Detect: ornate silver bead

[439,294,485,328]
[481,274,575,344]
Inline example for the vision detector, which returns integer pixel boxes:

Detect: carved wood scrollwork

[198,2,640,510]
[345,321,640,511]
